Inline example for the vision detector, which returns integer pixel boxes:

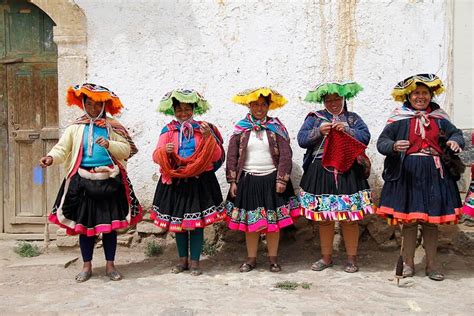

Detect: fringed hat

[304,81,363,103]
[391,73,445,102]
[158,88,210,116]
[67,83,123,116]
[232,87,288,110]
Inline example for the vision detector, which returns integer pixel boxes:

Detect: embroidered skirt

[463,180,474,218]
[225,171,300,233]
[299,159,373,221]
[150,170,225,232]
[48,167,142,237]
[377,155,463,224]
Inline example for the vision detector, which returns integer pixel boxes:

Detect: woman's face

[84,98,104,118]
[409,85,432,110]
[249,96,269,120]
[323,93,344,115]
[174,102,194,121]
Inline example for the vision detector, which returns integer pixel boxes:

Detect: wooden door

[1,0,59,234]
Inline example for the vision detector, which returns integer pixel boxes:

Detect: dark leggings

[79,231,117,262]
[175,228,204,261]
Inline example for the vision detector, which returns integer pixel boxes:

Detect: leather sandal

[190,267,202,276]
[426,270,445,281]
[106,270,122,281]
[402,263,415,278]
[311,259,333,271]
[239,262,256,273]
[344,262,359,273]
[171,264,189,274]
[75,271,92,283]
[269,263,281,273]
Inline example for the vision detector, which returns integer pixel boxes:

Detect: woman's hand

[393,140,410,152]
[333,122,346,132]
[95,136,109,149]
[319,123,332,136]
[229,182,238,198]
[165,143,175,154]
[200,122,211,139]
[276,182,287,193]
[39,156,53,168]
[446,140,462,153]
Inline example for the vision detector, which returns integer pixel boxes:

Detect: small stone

[366,215,395,244]
[137,221,167,235]
[378,239,399,251]
[117,234,133,247]
[55,236,79,248]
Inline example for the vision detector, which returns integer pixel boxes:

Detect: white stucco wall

[70,0,452,207]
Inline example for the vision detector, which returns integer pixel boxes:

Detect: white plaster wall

[71,0,451,207]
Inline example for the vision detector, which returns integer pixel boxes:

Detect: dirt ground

[0,238,473,315]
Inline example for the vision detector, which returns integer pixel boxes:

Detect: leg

[402,222,418,270]
[340,221,359,272]
[189,228,204,275]
[77,234,95,282]
[240,232,259,272]
[102,231,120,279]
[311,221,335,271]
[421,222,443,280]
[172,232,189,273]
[319,221,335,264]
[266,232,281,272]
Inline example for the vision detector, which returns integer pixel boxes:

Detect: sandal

[344,262,359,273]
[239,262,256,273]
[269,263,281,273]
[106,270,122,281]
[75,271,92,283]
[311,259,333,271]
[190,267,202,276]
[402,263,415,278]
[426,270,445,281]
[171,264,189,274]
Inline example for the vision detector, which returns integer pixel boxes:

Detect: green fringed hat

[305,81,363,103]
[158,88,210,115]
[391,73,445,102]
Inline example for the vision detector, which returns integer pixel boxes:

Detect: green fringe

[158,89,210,116]
[304,81,363,103]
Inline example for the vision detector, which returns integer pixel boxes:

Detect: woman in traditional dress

[376,74,464,281]
[40,83,142,282]
[225,87,299,273]
[151,89,225,276]
[298,81,373,273]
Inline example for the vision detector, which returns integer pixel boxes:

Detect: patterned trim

[298,189,374,221]
[150,202,226,232]
[225,196,300,233]
[48,214,129,237]
[376,205,462,225]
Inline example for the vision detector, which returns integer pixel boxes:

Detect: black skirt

[49,171,133,236]
[377,155,462,224]
[225,171,300,233]
[299,159,373,221]
[150,170,224,232]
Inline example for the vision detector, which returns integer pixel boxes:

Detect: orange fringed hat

[66,83,124,116]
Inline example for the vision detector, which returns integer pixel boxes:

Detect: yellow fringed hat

[232,87,288,110]
[391,73,445,102]
[67,83,124,116]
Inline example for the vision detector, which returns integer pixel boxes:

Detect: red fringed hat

[322,129,367,173]
[66,83,124,116]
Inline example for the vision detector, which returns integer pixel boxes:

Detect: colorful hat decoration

[158,88,210,116]
[391,73,445,102]
[232,87,288,110]
[304,81,363,103]
[66,83,124,116]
